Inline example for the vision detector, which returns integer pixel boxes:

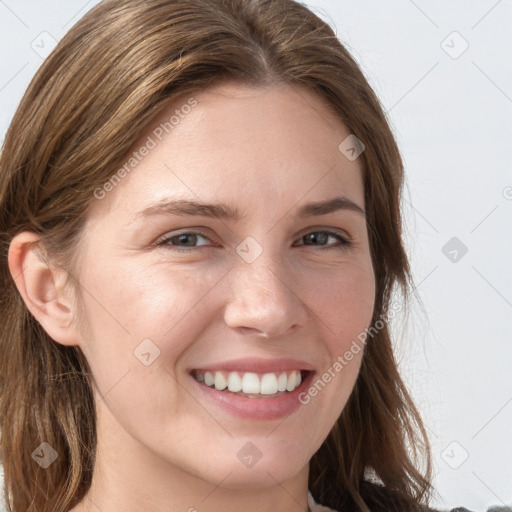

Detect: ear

[7,231,82,347]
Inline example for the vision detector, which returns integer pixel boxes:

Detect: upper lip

[190,357,315,374]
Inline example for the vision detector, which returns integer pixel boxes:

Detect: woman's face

[73,82,375,490]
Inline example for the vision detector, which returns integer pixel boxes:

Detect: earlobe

[7,231,81,347]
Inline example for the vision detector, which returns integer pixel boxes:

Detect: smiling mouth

[191,369,311,398]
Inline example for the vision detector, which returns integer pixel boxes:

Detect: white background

[0,1,511,510]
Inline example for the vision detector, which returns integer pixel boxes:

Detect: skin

[9,82,375,512]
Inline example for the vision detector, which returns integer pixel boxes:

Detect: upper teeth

[194,370,303,394]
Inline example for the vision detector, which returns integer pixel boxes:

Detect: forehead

[88,82,364,224]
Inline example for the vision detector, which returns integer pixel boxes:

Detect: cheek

[74,261,209,433]
[75,258,227,398]
[291,261,374,449]
[80,258,212,339]
[306,259,375,347]
[72,265,192,391]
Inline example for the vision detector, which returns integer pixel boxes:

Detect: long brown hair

[0,0,436,510]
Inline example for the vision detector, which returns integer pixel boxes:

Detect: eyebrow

[133,196,366,222]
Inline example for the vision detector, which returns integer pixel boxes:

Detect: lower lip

[190,371,315,420]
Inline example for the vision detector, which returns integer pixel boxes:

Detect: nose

[223,254,308,340]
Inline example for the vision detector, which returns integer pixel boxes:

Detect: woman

[0,0,455,510]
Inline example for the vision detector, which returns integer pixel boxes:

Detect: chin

[211,441,310,489]
[215,462,306,490]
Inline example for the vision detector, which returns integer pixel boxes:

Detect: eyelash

[155,229,352,253]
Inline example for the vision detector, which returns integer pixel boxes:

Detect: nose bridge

[232,244,289,305]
